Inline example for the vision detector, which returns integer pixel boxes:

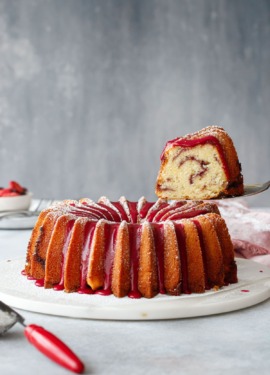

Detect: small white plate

[0,215,37,230]
[0,198,54,230]
[0,192,32,212]
[0,258,269,320]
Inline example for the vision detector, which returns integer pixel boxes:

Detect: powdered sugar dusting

[137,196,147,212]
[119,196,132,222]
[98,196,122,218]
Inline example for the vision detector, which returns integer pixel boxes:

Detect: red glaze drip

[152,206,173,222]
[128,290,142,299]
[161,135,230,179]
[241,289,250,293]
[75,201,120,221]
[85,204,119,220]
[27,275,36,280]
[193,220,210,289]
[21,269,26,276]
[128,225,142,298]
[79,222,96,290]
[127,202,138,223]
[174,223,190,294]
[97,203,121,221]
[35,278,45,287]
[165,209,209,221]
[78,287,94,294]
[69,208,98,219]
[111,201,129,221]
[95,289,112,296]
[77,204,111,220]
[98,223,119,294]
[56,220,75,291]
[152,202,186,222]
[156,202,198,221]
[139,201,155,219]
[146,202,169,222]
[160,135,181,160]
[153,224,165,294]
[53,284,64,291]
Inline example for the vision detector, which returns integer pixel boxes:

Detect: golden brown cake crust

[87,220,106,291]
[30,211,63,280]
[111,221,131,297]
[207,213,238,284]
[64,217,88,292]
[181,220,205,293]
[138,222,159,298]
[25,209,50,275]
[163,221,181,295]
[24,197,237,298]
[192,214,225,288]
[44,215,74,288]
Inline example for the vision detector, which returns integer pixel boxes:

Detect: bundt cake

[155,126,244,200]
[24,197,237,298]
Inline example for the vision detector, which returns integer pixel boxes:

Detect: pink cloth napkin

[217,200,270,267]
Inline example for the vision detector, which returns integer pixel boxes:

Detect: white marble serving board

[0,258,269,320]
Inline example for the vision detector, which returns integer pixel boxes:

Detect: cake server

[0,300,84,374]
[242,180,270,197]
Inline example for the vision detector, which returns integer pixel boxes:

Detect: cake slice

[155,126,244,200]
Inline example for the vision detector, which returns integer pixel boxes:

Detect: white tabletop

[0,228,270,375]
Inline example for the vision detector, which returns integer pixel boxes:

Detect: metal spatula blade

[242,180,270,197]
[0,300,25,335]
[0,300,84,373]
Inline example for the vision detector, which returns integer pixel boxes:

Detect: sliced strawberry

[9,181,26,194]
[0,188,20,197]
[1,191,20,197]
[0,188,10,196]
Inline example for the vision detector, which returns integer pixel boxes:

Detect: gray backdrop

[0,0,269,206]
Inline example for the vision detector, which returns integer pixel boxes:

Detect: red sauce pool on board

[35,279,45,287]
[53,284,64,291]
[77,288,94,295]
[95,289,112,296]
[27,275,36,281]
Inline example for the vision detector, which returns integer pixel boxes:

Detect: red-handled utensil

[0,301,84,373]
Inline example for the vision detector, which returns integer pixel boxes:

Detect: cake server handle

[24,324,84,374]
